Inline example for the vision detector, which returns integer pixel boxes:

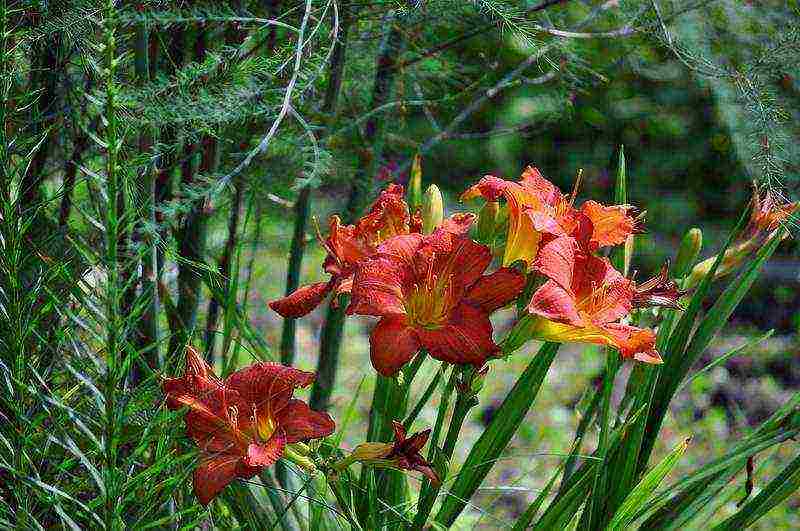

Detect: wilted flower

[347,225,525,376]
[163,347,334,505]
[632,262,686,310]
[335,421,439,485]
[525,237,662,363]
[461,166,643,269]
[270,184,420,318]
[686,184,797,289]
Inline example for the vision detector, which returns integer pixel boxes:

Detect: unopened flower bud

[470,365,489,394]
[283,445,317,473]
[407,154,423,211]
[673,227,702,278]
[476,201,500,243]
[422,184,444,234]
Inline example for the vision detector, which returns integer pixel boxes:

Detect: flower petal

[269,281,333,318]
[376,233,425,264]
[225,363,315,418]
[163,346,222,410]
[460,175,509,202]
[276,399,336,442]
[244,431,286,467]
[356,184,412,244]
[527,280,581,325]
[417,303,497,367]
[519,166,563,205]
[193,454,240,506]
[369,316,420,377]
[347,256,409,317]
[438,213,476,235]
[533,236,576,290]
[466,267,526,313]
[602,323,662,364]
[581,200,638,249]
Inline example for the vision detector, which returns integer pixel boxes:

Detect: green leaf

[611,145,626,273]
[607,437,690,531]
[433,342,559,527]
[712,452,800,530]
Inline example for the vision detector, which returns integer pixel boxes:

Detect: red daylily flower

[461,166,642,268]
[526,237,662,363]
[270,184,420,318]
[163,347,335,505]
[347,225,526,376]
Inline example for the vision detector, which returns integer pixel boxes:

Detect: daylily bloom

[163,347,335,505]
[334,421,440,486]
[461,166,642,269]
[686,184,797,289]
[270,184,420,318]
[525,237,662,363]
[347,226,526,376]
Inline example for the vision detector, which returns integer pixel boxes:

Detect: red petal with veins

[347,256,408,317]
[193,455,241,506]
[369,316,420,377]
[439,213,476,235]
[534,236,576,290]
[460,175,510,202]
[269,281,333,318]
[276,399,336,442]
[466,267,526,313]
[225,363,315,419]
[417,303,497,367]
[244,431,287,468]
[528,280,582,325]
[376,233,425,264]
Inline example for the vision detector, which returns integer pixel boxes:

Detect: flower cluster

[462,166,676,363]
[169,161,794,507]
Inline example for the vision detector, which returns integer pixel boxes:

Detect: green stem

[280,0,353,367]
[403,365,444,431]
[409,368,463,530]
[102,1,121,527]
[310,7,404,409]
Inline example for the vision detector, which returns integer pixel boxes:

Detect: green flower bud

[673,227,703,278]
[407,154,423,211]
[422,184,444,234]
[476,201,500,243]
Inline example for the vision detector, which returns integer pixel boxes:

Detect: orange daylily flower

[347,225,526,376]
[341,421,440,486]
[461,166,642,269]
[526,237,662,363]
[270,184,420,318]
[163,347,334,505]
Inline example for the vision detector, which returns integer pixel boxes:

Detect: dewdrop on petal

[422,184,444,234]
